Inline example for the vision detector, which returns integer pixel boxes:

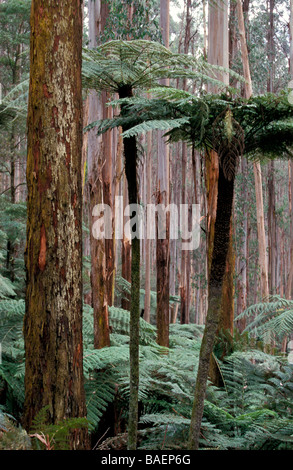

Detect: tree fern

[235,295,293,344]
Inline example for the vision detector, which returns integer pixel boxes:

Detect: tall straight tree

[236,0,269,300]
[156,0,170,348]
[180,0,192,325]
[287,0,293,299]
[23,0,88,449]
[206,0,232,330]
[88,0,111,349]
[206,0,234,384]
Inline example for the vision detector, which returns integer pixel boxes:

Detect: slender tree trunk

[286,0,293,299]
[23,0,88,449]
[237,158,248,329]
[156,0,170,348]
[180,142,188,324]
[102,90,115,307]
[237,0,269,300]
[189,165,236,449]
[144,130,152,322]
[88,0,111,349]
[268,160,277,293]
[119,85,140,450]
[121,173,132,310]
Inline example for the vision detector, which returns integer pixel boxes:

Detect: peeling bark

[23,0,88,449]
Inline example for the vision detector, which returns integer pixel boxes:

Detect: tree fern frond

[121,118,189,138]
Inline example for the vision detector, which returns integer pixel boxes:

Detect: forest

[1,0,293,455]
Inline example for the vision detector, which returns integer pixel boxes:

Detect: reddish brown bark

[23,0,88,449]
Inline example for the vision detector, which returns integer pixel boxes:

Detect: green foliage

[0,0,30,91]
[29,406,88,450]
[0,196,27,296]
[100,89,293,173]
[98,0,161,43]
[236,295,293,346]
[82,39,234,96]
[0,409,31,450]
[1,295,293,450]
[0,299,25,417]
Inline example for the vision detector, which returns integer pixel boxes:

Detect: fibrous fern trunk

[189,164,235,450]
[119,85,140,450]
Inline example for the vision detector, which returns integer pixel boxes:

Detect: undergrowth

[0,297,293,450]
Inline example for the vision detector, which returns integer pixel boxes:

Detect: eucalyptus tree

[23,0,89,449]
[82,38,222,449]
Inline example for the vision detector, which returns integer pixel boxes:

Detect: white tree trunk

[237,0,269,299]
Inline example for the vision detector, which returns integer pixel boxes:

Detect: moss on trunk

[23,0,88,450]
[119,85,141,450]
[189,163,235,450]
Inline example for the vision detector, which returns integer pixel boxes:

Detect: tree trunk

[102,94,115,307]
[23,0,88,449]
[236,157,248,329]
[236,0,269,300]
[180,142,188,324]
[119,85,140,450]
[286,0,293,299]
[144,130,152,322]
[189,165,235,449]
[268,160,277,293]
[206,0,233,385]
[88,0,111,349]
[156,0,170,348]
[121,173,132,311]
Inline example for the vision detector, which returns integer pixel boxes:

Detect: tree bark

[121,173,132,311]
[156,0,170,348]
[119,85,140,450]
[237,0,269,300]
[206,0,233,386]
[23,0,88,449]
[88,0,111,349]
[144,130,152,322]
[286,0,293,299]
[189,165,235,449]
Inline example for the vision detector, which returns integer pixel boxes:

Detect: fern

[0,409,31,450]
[2,295,293,450]
[82,39,240,97]
[121,118,190,138]
[29,406,88,450]
[235,295,293,344]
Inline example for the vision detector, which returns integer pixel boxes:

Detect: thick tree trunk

[206,0,233,387]
[207,0,234,331]
[23,0,88,449]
